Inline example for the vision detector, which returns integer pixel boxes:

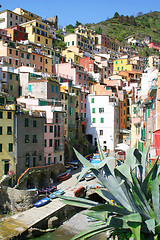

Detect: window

[28,85,32,92]
[79,74,81,79]
[148,106,150,117]
[92,118,96,123]
[44,139,47,147]
[9,49,12,55]
[92,108,95,113]
[38,36,40,41]
[10,13,12,18]
[0,127,2,135]
[33,55,35,60]
[4,162,9,175]
[33,120,37,127]
[100,130,103,135]
[46,39,48,44]
[33,135,37,143]
[100,118,104,123]
[72,41,74,45]
[7,126,12,135]
[40,57,42,62]
[7,112,12,119]
[0,112,3,119]
[33,157,36,167]
[25,118,29,127]
[0,143,2,152]
[16,75,18,81]
[55,113,58,123]
[76,90,79,95]
[8,143,13,152]
[10,21,12,26]
[21,52,24,58]
[10,74,12,80]
[91,98,94,103]
[45,59,48,64]
[27,54,30,59]
[50,126,53,132]
[45,125,47,132]
[9,59,12,64]
[10,85,13,91]
[99,108,104,113]
[58,125,60,137]
[25,135,29,143]
[15,60,18,66]
[49,139,52,147]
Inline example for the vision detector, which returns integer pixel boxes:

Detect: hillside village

[0,7,160,187]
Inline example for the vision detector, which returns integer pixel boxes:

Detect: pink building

[149,42,160,51]
[17,96,65,166]
[53,62,88,87]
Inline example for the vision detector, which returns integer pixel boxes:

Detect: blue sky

[1,0,159,27]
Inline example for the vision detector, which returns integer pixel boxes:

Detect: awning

[115,143,130,151]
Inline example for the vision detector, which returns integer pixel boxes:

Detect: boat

[49,189,64,199]
[38,185,57,195]
[86,184,103,189]
[85,173,95,181]
[34,197,50,207]
[74,186,86,198]
[57,170,71,181]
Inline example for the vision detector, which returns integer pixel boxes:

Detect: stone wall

[0,187,38,215]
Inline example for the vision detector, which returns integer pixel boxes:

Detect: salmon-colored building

[5,26,28,42]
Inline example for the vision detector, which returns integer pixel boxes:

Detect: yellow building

[62,48,80,64]
[20,20,52,48]
[75,25,96,45]
[13,8,42,21]
[64,33,95,54]
[113,57,143,74]
[0,92,15,178]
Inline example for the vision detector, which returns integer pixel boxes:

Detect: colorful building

[20,20,53,48]
[5,25,28,42]
[113,56,143,74]
[0,92,15,178]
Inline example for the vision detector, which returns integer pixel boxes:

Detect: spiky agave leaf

[141,141,150,181]
[70,224,109,240]
[57,194,99,208]
[74,147,133,212]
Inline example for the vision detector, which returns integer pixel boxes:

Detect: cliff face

[0,186,38,215]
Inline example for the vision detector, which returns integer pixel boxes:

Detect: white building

[86,93,120,151]
[140,68,159,101]
[0,9,28,29]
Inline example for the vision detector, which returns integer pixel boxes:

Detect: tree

[75,21,82,28]
[66,24,75,33]
[114,12,120,18]
[58,140,160,240]
[96,27,102,35]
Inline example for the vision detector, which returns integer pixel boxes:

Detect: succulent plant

[58,140,160,240]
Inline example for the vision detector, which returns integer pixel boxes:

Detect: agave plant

[58,140,160,240]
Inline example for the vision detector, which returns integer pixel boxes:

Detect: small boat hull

[57,171,71,181]
[49,189,64,199]
[74,186,86,198]
[34,197,50,207]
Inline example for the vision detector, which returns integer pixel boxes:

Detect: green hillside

[87,11,160,43]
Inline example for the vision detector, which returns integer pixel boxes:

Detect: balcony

[54,146,63,152]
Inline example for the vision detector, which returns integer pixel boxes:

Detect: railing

[16,164,58,186]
